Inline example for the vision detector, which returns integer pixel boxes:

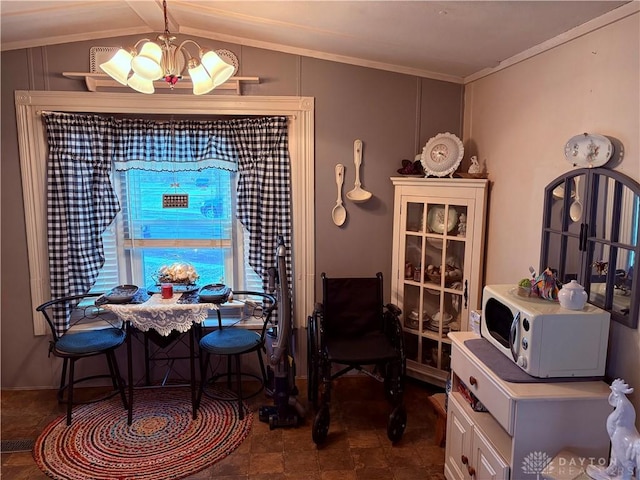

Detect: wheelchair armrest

[384,303,402,318]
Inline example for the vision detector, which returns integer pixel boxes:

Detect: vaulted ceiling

[1,1,635,83]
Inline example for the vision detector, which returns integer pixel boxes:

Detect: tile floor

[1,376,446,479]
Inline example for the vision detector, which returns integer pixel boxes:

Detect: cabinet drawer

[451,346,514,434]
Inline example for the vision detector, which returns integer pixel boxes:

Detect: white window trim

[15,90,315,335]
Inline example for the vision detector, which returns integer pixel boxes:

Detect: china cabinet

[541,168,640,328]
[390,177,488,386]
[445,332,611,480]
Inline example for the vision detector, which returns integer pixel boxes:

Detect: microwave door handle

[509,312,520,362]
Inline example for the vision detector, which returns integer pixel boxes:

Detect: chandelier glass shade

[99,0,235,94]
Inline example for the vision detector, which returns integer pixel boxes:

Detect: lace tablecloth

[103,294,219,336]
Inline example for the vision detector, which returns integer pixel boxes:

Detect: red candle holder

[161,283,174,299]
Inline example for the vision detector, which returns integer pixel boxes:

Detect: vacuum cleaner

[259,236,305,428]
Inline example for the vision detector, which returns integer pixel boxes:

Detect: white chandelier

[100,0,235,95]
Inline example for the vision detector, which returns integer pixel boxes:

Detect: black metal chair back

[36,293,128,425]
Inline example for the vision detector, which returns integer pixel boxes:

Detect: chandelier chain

[163,0,171,37]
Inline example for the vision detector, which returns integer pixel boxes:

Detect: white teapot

[558,280,588,310]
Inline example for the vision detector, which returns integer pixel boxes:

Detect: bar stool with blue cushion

[36,293,128,425]
[197,291,276,420]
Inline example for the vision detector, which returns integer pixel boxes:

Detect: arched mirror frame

[541,167,640,328]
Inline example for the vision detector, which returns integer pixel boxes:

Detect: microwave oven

[480,284,610,378]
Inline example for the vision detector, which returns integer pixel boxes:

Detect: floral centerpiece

[156,262,199,285]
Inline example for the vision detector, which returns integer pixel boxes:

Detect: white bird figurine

[468,156,481,174]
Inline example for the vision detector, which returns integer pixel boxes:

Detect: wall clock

[420,132,464,177]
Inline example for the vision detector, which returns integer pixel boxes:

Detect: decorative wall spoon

[346,139,372,203]
[332,164,347,226]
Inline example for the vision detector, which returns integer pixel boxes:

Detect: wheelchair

[307,272,407,445]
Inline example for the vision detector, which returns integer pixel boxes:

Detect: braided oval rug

[33,388,252,480]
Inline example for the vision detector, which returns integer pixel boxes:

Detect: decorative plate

[432,312,453,324]
[420,133,464,177]
[90,47,121,73]
[427,206,458,233]
[215,49,239,77]
[564,133,613,168]
[552,183,575,199]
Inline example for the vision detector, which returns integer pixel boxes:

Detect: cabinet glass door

[401,198,470,375]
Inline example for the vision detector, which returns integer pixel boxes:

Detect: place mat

[96,289,150,306]
[464,338,603,383]
[33,387,252,480]
[147,284,199,294]
[177,291,200,304]
[130,289,151,303]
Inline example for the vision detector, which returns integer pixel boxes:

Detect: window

[16,92,315,337]
[94,168,261,293]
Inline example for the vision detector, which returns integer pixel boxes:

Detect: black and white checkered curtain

[43,113,121,335]
[228,117,293,293]
[43,112,292,334]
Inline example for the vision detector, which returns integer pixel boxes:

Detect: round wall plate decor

[564,133,613,168]
[421,133,464,177]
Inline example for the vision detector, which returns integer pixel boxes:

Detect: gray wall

[1,36,463,388]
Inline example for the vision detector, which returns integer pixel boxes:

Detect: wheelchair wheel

[387,404,407,443]
[312,405,330,445]
[307,320,319,409]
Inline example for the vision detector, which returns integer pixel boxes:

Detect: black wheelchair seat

[324,333,399,364]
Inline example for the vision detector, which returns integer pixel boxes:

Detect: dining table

[101,289,221,425]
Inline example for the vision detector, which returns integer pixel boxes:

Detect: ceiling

[1,1,635,83]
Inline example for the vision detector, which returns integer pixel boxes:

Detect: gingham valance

[43,112,292,335]
[112,117,239,172]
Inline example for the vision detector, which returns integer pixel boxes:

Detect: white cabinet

[447,394,509,480]
[445,332,611,480]
[390,177,489,385]
[446,394,473,480]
